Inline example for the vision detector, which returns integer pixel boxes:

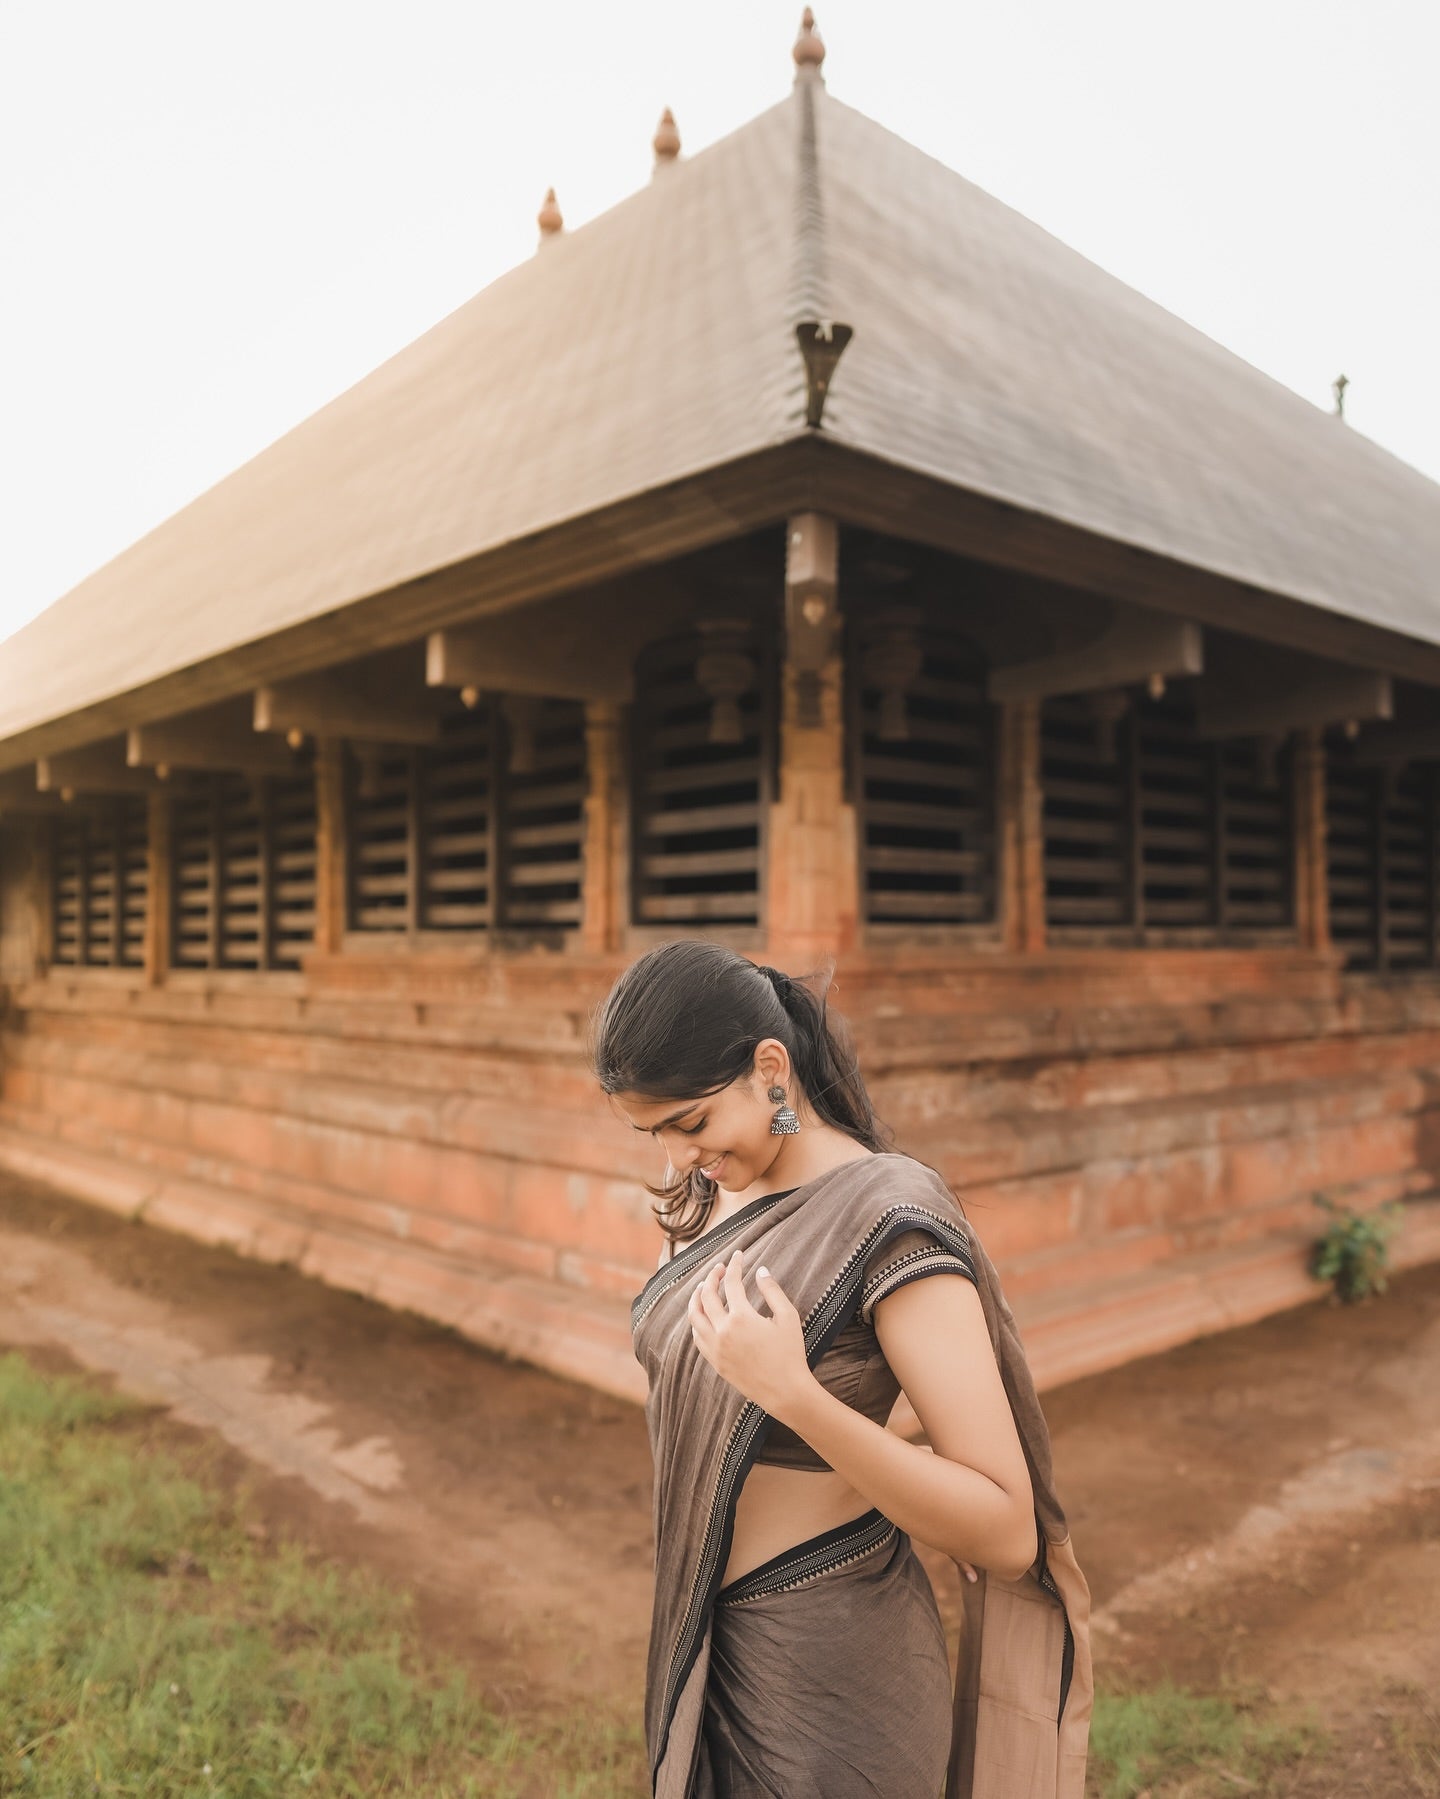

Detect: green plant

[1089,1679,1323,1796]
[1309,1194,1404,1303]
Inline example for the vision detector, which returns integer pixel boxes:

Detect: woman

[592,941,1091,1799]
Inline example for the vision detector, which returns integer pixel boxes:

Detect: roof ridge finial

[653,106,681,174]
[1333,372,1349,419]
[536,186,563,246]
[793,7,826,83]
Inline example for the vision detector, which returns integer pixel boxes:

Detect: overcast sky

[1,0,1436,650]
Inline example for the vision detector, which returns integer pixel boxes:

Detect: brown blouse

[752,1227,978,1471]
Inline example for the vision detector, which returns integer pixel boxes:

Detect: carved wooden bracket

[254,672,442,747]
[987,605,1203,703]
[1194,661,1391,740]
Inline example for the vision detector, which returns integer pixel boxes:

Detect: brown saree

[630,1152,1093,1799]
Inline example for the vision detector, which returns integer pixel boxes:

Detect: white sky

[1,0,1436,650]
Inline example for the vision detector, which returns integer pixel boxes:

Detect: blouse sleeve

[859,1226,976,1327]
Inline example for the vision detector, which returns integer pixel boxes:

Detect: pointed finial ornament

[537,187,563,244]
[653,106,681,170]
[793,7,826,78]
[1333,372,1349,419]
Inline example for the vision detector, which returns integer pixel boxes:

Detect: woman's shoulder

[818,1150,969,1241]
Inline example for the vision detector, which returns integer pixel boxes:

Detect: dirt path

[2,1171,1438,1790]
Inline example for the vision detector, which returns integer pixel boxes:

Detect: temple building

[3,13,1440,1402]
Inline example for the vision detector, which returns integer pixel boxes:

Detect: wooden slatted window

[347,700,586,934]
[1041,696,1130,929]
[50,798,148,968]
[1044,688,1294,940]
[172,772,317,970]
[1326,758,1438,971]
[500,704,586,931]
[630,630,772,929]
[851,619,997,928]
[417,713,499,930]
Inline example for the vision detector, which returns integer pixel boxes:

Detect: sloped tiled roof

[818,95,1440,649]
[2,67,1438,753]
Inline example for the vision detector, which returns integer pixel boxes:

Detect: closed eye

[677,1119,707,1136]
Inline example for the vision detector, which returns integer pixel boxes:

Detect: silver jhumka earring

[768,1085,800,1135]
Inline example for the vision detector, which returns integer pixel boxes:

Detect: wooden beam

[1194,654,1392,740]
[1347,721,1440,767]
[0,769,90,816]
[253,672,442,746]
[987,605,1203,703]
[425,580,707,704]
[36,748,160,796]
[128,712,301,775]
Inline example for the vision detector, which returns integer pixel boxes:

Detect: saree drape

[629,1151,1093,1799]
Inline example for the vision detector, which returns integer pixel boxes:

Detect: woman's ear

[752,1037,792,1090]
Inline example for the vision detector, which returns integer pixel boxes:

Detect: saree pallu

[630,1151,1093,1799]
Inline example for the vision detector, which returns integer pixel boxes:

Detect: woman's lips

[700,1154,728,1180]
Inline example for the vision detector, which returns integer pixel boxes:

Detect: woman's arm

[884,1391,926,1443]
[773,1276,1037,1580]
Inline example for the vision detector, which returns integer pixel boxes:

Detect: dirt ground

[1,1170,1437,1794]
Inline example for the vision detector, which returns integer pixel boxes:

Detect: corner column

[999,699,1046,952]
[764,513,860,963]
[581,700,626,953]
[143,789,171,983]
[314,738,348,954]
[1292,726,1331,952]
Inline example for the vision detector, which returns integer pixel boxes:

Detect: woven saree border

[714,1507,896,1607]
[630,1188,795,1332]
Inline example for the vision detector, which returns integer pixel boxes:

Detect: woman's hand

[688,1249,815,1421]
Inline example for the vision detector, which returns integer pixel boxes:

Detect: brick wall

[3,942,1439,1400]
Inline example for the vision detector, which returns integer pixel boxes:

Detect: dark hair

[589,940,890,1244]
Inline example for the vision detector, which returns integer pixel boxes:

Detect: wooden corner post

[143,790,171,983]
[765,514,859,962]
[1292,726,1331,952]
[581,700,626,954]
[999,699,1046,952]
[314,739,348,955]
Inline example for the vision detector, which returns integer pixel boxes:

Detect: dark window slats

[1043,690,1294,940]
[347,700,586,935]
[50,798,149,969]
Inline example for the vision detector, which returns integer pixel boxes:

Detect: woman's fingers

[693,1265,726,1327]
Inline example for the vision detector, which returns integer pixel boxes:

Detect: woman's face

[613,1038,792,1194]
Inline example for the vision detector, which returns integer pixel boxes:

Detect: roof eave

[8,430,1440,776]
[806,436,1440,689]
[0,437,827,774]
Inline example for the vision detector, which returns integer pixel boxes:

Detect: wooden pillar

[35,816,55,973]
[314,739,348,954]
[581,700,624,954]
[765,514,859,962]
[3,817,54,982]
[999,699,1045,952]
[143,789,171,984]
[1292,725,1331,952]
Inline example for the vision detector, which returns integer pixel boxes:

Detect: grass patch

[1089,1680,1325,1797]
[0,1352,644,1797]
